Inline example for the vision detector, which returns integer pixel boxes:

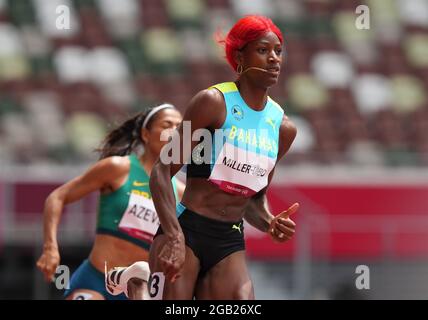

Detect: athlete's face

[141,108,182,157]
[238,31,283,87]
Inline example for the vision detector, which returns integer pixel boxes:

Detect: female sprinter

[36,104,183,300]
[148,15,299,300]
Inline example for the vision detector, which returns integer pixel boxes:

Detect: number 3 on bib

[148,272,165,300]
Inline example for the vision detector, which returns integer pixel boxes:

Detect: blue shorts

[64,259,128,300]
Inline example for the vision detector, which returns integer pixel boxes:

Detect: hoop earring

[237,64,243,75]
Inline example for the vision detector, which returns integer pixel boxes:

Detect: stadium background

[0,0,428,299]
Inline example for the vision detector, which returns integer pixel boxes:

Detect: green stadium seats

[0,0,425,165]
[96,0,140,39]
[65,111,107,160]
[390,74,426,114]
[404,33,428,69]
[141,28,183,74]
[165,0,204,29]
[287,73,329,111]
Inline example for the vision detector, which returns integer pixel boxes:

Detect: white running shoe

[104,261,151,297]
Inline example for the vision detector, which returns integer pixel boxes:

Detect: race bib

[148,272,165,300]
[118,192,159,242]
[208,142,275,197]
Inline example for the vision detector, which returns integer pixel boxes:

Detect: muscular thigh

[195,250,254,300]
[149,234,200,300]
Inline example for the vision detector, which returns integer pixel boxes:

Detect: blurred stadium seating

[0,0,426,166]
[1,0,428,300]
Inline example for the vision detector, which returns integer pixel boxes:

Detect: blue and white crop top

[187,82,284,197]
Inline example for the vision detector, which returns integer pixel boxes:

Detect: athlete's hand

[36,244,60,282]
[268,203,299,243]
[158,233,186,283]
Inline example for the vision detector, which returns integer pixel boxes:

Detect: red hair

[217,15,283,71]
